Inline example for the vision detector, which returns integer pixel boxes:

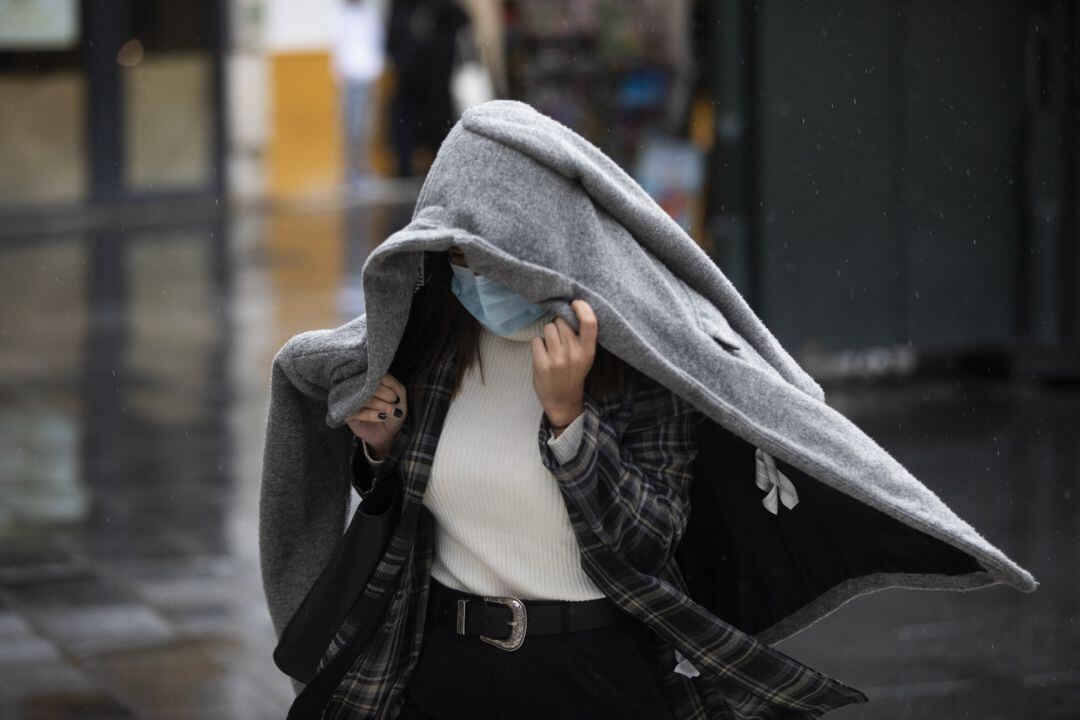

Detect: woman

[335,244,699,719]
[262,99,1035,720]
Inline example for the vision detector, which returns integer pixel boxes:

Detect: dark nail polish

[393,408,403,417]
[393,394,400,403]
[378,412,387,419]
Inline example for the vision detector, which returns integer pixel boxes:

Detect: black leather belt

[425,577,628,652]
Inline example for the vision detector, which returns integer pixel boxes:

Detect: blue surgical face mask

[450,263,547,336]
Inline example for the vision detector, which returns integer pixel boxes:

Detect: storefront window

[121,0,214,193]
[0,0,86,205]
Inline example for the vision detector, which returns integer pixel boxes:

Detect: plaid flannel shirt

[316,352,867,719]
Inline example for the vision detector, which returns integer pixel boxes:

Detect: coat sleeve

[259,353,354,658]
[537,369,701,576]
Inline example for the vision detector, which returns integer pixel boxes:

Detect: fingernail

[393,408,403,417]
[378,412,387,419]
[393,395,400,403]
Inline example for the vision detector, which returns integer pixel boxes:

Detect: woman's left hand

[531,299,596,428]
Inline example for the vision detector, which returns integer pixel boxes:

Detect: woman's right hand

[345,373,408,460]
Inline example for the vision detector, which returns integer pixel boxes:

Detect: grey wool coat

[259,99,1038,717]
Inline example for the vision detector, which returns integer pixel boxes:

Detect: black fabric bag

[283,481,417,720]
[273,472,404,685]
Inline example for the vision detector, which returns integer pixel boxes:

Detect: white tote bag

[450,24,495,116]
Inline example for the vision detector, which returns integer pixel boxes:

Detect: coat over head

[259,99,1038,717]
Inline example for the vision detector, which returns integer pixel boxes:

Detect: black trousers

[398,583,676,720]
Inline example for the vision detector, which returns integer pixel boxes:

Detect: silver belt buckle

[456,596,528,651]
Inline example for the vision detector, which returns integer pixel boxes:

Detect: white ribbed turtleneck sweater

[364,311,606,601]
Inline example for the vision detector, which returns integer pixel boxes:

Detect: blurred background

[0,0,1076,718]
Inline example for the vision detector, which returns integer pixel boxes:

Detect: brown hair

[388,250,626,402]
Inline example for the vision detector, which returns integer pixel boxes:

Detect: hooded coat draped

[259,99,1038,718]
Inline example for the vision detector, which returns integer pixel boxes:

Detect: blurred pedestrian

[332,0,386,190]
[386,0,469,177]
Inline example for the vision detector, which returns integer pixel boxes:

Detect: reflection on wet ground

[0,198,1075,718]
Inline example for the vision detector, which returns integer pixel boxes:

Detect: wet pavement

[0,197,1075,719]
